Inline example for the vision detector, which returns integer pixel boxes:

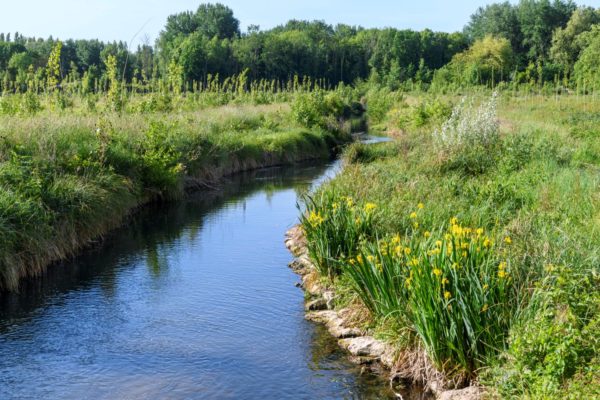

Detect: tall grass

[0,88,361,290]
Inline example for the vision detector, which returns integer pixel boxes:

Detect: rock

[322,290,335,309]
[339,336,387,358]
[305,310,362,338]
[302,274,324,296]
[305,298,327,311]
[380,346,397,368]
[437,386,483,400]
[347,355,376,365]
[288,259,306,274]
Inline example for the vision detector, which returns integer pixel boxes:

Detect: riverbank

[0,98,358,291]
[285,225,484,400]
[294,93,600,399]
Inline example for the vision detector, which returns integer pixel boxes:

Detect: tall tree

[517,0,576,61]
[550,6,600,71]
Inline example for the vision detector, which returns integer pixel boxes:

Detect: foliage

[299,192,376,279]
[433,92,500,174]
[300,92,600,391]
[0,99,354,290]
[486,266,599,398]
[436,36,515,86]
[343,214,515,376]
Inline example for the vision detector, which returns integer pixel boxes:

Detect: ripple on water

[0,160,398,399]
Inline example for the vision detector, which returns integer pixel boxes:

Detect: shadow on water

[0,158,426,399]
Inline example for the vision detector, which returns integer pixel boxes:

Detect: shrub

[290,90,353,130]
[489,265,600,398]
[433,92,500,174]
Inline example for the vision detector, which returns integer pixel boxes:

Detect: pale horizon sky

[1,1,599,46]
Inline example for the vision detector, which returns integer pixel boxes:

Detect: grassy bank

[300,92,599,398]
[0,89,362,291]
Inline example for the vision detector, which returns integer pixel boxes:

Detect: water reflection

[0,160,403,399]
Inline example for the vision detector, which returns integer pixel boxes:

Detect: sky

[1,0,599,46]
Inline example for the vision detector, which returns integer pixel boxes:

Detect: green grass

[299,92,600,397]
[0,90,359,291]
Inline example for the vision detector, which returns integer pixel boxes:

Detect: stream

[0,154,410,399]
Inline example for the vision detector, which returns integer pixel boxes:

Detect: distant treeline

[2,1,600,92]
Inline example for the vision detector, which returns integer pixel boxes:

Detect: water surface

[0,161,404,399]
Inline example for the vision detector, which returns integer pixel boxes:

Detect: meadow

[300,90,600,399]
[0,85,362,291]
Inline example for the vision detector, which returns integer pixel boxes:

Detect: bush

[434,93,500,174]
[488,265,599,398]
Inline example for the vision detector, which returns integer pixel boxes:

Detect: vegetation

[1,1,600,398]
[1,1,600,94]
[0,85,360,291]
[300,93,600,398]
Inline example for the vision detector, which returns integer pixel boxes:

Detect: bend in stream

[0,159,411,399]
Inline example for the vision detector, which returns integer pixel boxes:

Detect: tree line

[1,1,600,93]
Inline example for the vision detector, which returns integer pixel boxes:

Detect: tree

[573,25,600,90]
[195,3,240,39]
[550,6,600,71]
[441,36,515,86]
[46,41,62,90]
[465,2,523,56]
[517,0,576,62]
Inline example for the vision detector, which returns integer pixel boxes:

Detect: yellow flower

[498,262,507,270]
[405,278,412,288]
[483,284,489,290]
[481,304,489,313]
[444,233,452,241]
[356,254,363,263]
[498,270,507,279]
[332,202,339,210]
[307,211,324,227]
[483,238,492,248]
[435,240,443,248]
[450,217,459,225]
[345,197,354,207]
[404,247,412,255]
[476,228,484,236]
[367,255,375,262]
[392,235,401,244]
[433,268,442,277]
[349,258,355,265]
[441,277,449,285]
[355,217,362,224]
[424,231,431,238]
[410,258,419,266]
[504,236,512,245]
[410,212,418,219]
[413,222,419,229]
[364,203,377,213]
[418,203,425,210]
[444,291,452,300]
[462,251,468,258]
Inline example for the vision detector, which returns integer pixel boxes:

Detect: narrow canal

[0,159,398,399]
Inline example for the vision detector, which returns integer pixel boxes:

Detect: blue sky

[2,0,599,45]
